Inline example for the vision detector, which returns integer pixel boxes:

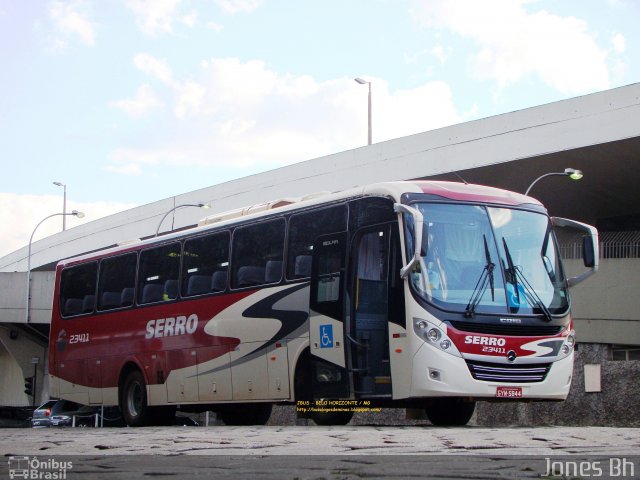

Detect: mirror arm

[394,203,424,278]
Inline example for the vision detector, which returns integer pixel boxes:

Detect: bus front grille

[466,360,552,383]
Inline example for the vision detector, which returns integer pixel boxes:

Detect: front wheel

[310,410,354,426]
[425,398,476,426]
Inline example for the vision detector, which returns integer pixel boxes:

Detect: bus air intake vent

[466,360,552,383]
[449,321,563,337]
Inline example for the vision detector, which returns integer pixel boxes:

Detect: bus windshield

[406,203,569,316]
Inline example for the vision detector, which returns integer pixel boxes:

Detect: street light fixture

[52,182,67,231]
[155,203,210,237]
[25,210,85,323]
[354,77,372,145]
[525,168,584,196]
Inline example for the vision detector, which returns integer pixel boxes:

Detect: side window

[310,232,347,321]
[287,205,346,280]
[97,253,137,311]
[138,243,181,304]
[348,197,395,231]
[60,262,97,317]
[232,219,285,288]
[182,232,230,297]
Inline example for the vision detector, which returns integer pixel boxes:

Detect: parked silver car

[31,400,121,427]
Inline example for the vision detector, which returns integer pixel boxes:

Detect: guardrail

[559,231,640,260]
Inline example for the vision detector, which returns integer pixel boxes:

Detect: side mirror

[394,203,424,278]
[551,217,599,287]
[582,235,596,268]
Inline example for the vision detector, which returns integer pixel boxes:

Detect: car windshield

[405,203,569,316]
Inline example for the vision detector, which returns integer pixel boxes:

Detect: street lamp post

[25,210,85,323]
[52,182,67,231]
[354,78,372,145]
[155,203,210,237]
[525,168,583,196]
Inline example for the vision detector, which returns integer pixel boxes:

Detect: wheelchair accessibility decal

[320,324,334,348]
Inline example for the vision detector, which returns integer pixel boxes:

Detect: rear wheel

[120,370,150,427]
[120,370,177,427]
[424,398,476,426]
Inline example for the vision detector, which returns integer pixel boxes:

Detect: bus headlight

[413,318,461,357]
[560,329,576,357]
[427,328,441,342]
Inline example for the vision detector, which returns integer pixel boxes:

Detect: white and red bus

[48,181,598,426]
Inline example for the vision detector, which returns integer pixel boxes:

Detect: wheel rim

[127,381,143,418]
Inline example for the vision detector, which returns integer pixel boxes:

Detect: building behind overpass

[1,83,639,425]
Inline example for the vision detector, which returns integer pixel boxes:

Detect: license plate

[496,386,522,398]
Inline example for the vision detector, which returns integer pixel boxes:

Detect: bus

[48,181,598,426]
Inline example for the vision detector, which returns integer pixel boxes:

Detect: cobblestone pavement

[2,427,639,479]
[2,425,639,455]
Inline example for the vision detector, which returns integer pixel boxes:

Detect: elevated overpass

[1,83,639,421]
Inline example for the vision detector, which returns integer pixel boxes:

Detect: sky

[1,0,638,258]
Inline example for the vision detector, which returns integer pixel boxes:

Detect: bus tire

[219,403,272,426]
[424,398,475,426]
[310,409,354,426]
[294,350,354,426]
[120,369,151,427]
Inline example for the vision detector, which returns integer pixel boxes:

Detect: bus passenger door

[350,225,393,397]
[309,232,350,400]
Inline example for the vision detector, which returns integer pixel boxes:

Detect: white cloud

[134,53,174,85]
[0,193,136,258]
[124,0,183,36]
[214,0,263,14]
[206,21,224,32]
[110,84,163,117]
[611,32,625,53]
[181,10,198,27]
[103,162,145,176]
[175,81,207,118]
[105,56,464,175]
[431,45,449,63]
[49,0,96,47]
[412,0,611,94]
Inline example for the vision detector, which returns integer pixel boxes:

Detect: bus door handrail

[394,203,424,278]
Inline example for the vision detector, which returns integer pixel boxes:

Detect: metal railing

[559,231,640,260]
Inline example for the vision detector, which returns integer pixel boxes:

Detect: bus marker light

[270,356,277,361]
[395,348,403,353]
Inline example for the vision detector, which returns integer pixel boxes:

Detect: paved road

[2,427,639,479]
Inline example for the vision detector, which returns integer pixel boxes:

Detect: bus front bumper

[410,343,574,400]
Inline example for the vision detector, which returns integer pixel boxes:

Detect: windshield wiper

[502,237,553,322]
[464,235,495,318]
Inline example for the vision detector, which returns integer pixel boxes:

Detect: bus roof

[56,181,543,268]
